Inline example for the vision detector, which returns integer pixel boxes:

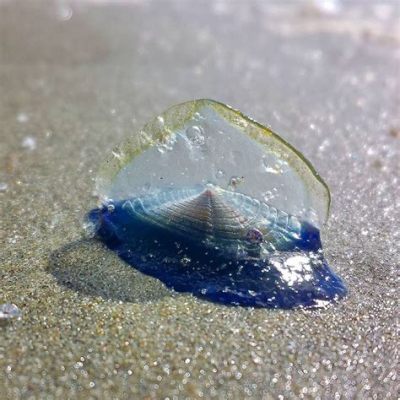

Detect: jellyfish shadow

[48,239,173,303]
[84,204,347,309]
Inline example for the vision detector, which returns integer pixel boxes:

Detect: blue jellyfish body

[87,185,346,309]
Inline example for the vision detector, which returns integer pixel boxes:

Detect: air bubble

[186,125,205,145]
[263,190,276,202]
[228,176,244,190]
[215,170,225,179]
[262,157,288,175]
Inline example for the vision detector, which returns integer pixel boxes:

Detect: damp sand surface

[1,1,399,399]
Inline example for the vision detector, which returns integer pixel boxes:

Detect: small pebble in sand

[389,127,400,139]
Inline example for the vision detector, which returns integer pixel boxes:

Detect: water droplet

[312,0,342,16]
[56,3,73,21]
[157,143,175,153]
[193,112,205,121]
[186,125,205,145]
[228,176,244,190]
[112,151,123,160]
[21,136,37,151]
[156,115,164,125]
[265,166,280,174]
[82,220,97,238]
[215,169,225,179]
[262,156,288,174]
[0,304,21,320]
[138,130,152,147]
[262,190,277,202]
[180,256,191,266]
[16,113,28,123]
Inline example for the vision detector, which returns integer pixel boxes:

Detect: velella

[87,99,346,308]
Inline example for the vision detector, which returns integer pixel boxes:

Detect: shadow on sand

[48,238,173,303]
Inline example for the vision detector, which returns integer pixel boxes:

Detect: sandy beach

[1,1,399,398]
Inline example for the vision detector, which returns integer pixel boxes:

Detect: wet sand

[1,1,399,399]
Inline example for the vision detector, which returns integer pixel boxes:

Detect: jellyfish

[87,99,346,308]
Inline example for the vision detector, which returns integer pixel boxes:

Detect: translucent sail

[95,99,330,227]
